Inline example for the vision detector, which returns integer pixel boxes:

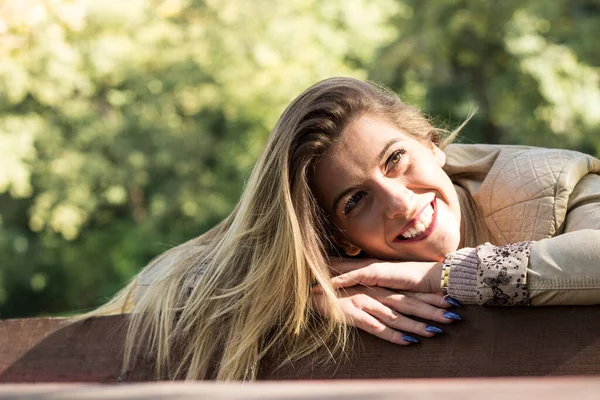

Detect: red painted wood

[0,318,65,378]
[1,306,600,383]
[0,316,132,383]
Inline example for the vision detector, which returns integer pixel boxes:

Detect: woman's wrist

[428,261,444,294]
[440,254,452,295]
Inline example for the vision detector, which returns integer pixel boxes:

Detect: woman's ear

[334,231,361,256]
[340,242,361,257]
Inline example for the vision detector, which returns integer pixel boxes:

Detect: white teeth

[423,204,433,218]
[400,204,434,239]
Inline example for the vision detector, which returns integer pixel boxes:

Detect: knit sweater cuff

[446,247,479,305]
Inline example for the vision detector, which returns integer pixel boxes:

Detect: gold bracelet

[440,254,452,294]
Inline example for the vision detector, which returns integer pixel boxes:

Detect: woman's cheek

[355,215,381,242]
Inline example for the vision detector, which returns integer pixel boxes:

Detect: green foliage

[0,0,598,318]
[0,0,397,317]
[372,0,600,153]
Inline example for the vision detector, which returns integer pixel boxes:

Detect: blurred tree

[1,0,599,318]
[0,0,398,317]
[372,0,600,154]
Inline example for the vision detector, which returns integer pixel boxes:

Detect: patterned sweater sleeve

[446,242,533,306]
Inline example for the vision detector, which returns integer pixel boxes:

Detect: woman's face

[313,114,462,262]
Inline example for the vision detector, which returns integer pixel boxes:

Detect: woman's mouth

[394,199,437,242]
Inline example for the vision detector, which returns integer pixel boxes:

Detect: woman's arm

[530,173,600,305]
[448,173,600,306]
[314,258,460,345]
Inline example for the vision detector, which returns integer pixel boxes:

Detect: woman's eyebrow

[378,138,401,162]
[331,138,402,212]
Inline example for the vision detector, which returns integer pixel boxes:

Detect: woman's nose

[383,185,414,219]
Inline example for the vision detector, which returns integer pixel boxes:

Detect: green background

[1,0,599,318]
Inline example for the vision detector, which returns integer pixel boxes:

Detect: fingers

[352,292,438,341]
[330,267,374,288]
[312,284,323,294]
[340,287,456,342]
[408,292,454,309]
[351,309,418,346]
[406,292,463,312]
[313,286,461,346]
[377,290,459,325]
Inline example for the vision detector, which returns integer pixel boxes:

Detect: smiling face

[312,114,462,262]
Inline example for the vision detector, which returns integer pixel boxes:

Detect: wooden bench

[1,306,600,398]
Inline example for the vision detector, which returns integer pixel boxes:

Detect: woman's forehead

[344,114,411,141]
[335,115,412,158]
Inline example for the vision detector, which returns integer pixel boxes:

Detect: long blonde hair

[97,77,451,381]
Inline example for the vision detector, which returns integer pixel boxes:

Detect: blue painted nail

[402,335,420,344]
[426,325,444,334]
[443,311,462,320]
[444,296,462,307]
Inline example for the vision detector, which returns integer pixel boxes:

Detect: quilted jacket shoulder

[444,144,600,244]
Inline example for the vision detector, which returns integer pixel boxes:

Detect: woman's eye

[344,191,365,215]
[386,148,406,170]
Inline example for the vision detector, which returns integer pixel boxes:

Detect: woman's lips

[393,199,438,243]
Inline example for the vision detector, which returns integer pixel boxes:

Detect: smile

[394,199,437,242]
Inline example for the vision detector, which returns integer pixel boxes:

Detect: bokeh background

[1,0,599,318]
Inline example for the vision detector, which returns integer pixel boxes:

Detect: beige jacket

[443,144,600,306]
[137,145,600,307]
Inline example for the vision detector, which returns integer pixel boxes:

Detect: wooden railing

[2,306,600,383]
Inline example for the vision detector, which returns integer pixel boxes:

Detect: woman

[101,77,600,381]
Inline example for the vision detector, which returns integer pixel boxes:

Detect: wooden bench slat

[1,306,600,383]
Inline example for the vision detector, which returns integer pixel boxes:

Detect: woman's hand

[329,257,444,294]
[314,286,459,344]
[313,258,461,345]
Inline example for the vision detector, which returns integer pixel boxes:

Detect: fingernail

[443,311,462,320]
[402,335,420,344]
[311,284,322,294]
[425,325,444,334]
[443,296,462,307]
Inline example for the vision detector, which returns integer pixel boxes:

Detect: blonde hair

[96,77,454,381]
